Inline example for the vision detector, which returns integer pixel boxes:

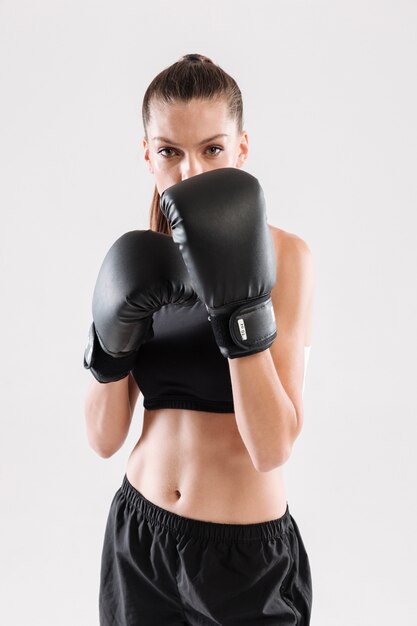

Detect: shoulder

[267,224,314,272]
[267,224,315,335]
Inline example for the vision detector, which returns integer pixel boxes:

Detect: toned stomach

[126,407,288,524]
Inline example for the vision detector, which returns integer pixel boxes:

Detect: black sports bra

[132,298,235,413]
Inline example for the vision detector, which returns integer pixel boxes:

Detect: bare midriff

[126,407,288,524]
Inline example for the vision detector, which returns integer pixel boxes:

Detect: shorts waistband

[120,474,293,542]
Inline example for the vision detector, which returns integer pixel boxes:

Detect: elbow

[252,408,302,472]
[254,451,290,473]
[85,425,123,459]
[93,444,118,459]
[84,406,130,459]
[87,435,119,459]
[254,445,292,473]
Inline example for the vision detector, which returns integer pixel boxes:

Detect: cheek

[152,164,178,194]
[224,151,238,165]
[220,150,239,168]
[151,152,177,173]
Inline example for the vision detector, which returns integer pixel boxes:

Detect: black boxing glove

[84,229,198,382]
[160,168,277,359]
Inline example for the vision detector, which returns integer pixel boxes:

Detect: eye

[157,148,178,158]
[205,146,223,156]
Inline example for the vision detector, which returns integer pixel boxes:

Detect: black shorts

[99,475,313,625]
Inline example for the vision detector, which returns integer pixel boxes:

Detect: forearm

[228,349,297,472]
[84,375,133,458]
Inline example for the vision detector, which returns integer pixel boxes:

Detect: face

[143,97,249,194]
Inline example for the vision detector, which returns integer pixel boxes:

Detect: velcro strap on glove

[83,322,143,383]
[208,294,277,359]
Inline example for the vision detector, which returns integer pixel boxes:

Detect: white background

[1,1,416,624]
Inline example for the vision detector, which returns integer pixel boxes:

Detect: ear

[143,137,154,174]
[236,130,249,168]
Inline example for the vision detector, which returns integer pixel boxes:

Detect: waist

[119,474,292,541]
[126,408,287,524]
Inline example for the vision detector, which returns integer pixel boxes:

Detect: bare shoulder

[267,224,315,345]
[267,224,313,264]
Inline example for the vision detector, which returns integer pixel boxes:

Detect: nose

[180,156,205,181]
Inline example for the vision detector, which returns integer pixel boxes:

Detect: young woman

[84,53,315,626]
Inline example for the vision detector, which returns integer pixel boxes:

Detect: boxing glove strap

[83,323,140,383]
[208,294,277,359]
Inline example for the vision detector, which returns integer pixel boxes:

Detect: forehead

[147,98,237,142]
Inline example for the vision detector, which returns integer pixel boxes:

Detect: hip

[100,474,313,625]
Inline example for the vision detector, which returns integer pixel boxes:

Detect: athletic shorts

[99,475,313,625]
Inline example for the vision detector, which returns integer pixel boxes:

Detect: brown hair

[142,53,244,234]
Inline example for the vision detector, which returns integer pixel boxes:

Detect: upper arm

[268,230,315,437]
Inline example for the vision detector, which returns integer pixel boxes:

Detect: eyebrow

[151,134,229,147]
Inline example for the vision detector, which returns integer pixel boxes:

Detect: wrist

[83,323,138,383]
[207,294,277,359]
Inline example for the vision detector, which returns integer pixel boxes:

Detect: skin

[142,97,249,191]
[85,96,315,523]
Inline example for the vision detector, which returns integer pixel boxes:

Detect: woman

[84,53,315,625]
